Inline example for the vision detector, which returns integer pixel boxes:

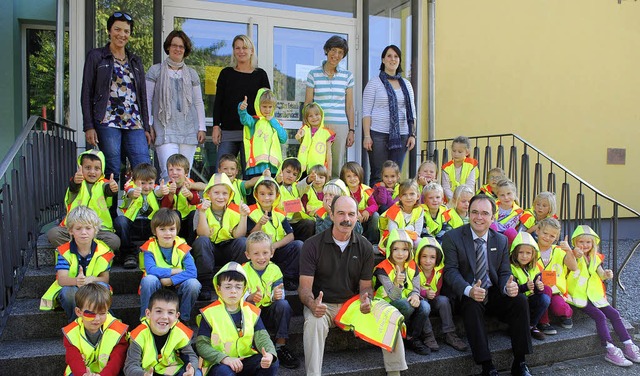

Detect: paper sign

[541,270,557,287]
[283,199,303,213]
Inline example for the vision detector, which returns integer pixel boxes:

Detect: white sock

[624,339,633,345]
[606,342,615,349]
[387,372,401,376]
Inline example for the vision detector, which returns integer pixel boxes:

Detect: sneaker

[407,338,431,355]
[422,331,440,352]
[277,346,300,369]
[623,342,640,363]
[605,345,633,367]
[561,317,573,329]
[530,327,546,341]
[123,255,138,269]
[537,323,558,335]
[444,332,468,352]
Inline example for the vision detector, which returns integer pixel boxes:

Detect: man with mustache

[299,195,407,376]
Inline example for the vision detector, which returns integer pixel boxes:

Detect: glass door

[163,0,358,174]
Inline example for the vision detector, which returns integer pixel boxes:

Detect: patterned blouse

[101,59,143,130]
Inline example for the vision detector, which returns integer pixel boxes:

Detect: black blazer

[442,225,511,299]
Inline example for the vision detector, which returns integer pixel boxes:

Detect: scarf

[157,57,192,126]
[379,71,415,150]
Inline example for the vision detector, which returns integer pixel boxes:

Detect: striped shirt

[362,76,416,135]
[306,62,354,126]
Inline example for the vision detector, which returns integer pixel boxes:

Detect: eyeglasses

[113,12,132,21]
[170,44,185,50]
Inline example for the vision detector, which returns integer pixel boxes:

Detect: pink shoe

[623,342,640,363]
[605,345,633,367]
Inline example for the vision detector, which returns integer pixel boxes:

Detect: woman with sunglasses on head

[145,30,206,181]
[81,11,152,195]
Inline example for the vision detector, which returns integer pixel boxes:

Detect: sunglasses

[113,12,132,21]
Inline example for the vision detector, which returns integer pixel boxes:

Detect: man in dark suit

[442,194,532,376]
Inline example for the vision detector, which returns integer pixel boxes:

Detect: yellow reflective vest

[442,158,479,193]
[373,259,418,301]
[199,300,260,373]
[204,203,242,244]
[62,313,128,375]
[243,88,283,171]
[378,204,423,246]
[167,178,198,219]
[242,262,283,308]
[510,264,543,297]
[566,253,609,308]
[121,189,160,221]
[422,204,447,237]
[297,124,334,173]
[442,208,466,229]
[248,205,287,242]
[62,179,113,231]
[139,237,191,277]
[352,184,375,212]
[129,319,193,375]
[278,183,312,221]
[304,187,323,216]
[537,245,569,296]
[40,241,114,310]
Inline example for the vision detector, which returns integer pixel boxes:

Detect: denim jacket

[81,44,150,132]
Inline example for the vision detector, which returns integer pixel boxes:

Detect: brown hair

[163,30,193,57]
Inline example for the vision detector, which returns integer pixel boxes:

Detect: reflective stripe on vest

[305,188,323,215]
[297,125,334,172]
[169,180,198,219]
[242,262,283,308]
[495,202,523,225]
[418,265,444,292]
[423,205,447,236]
[378,205,423,246]
[248,205,287,242]
[129,320,193,375]
[62,314,128,375]
[243,118,282,169]
[122,192,160,221]
[352,184,374,212]
[442,208,465,229]
[566,253,609,308]
[373,259,417,301]
[139,237,190,278]
[537,246,568,295]
[510,264,543,297]
[40,241,114,310]
[442,158,478,192]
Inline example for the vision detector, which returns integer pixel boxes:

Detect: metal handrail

[422,134,640,307]
[0,115,75,339]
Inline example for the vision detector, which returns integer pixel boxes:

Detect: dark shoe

[277,346,300,369]
[284,279,298,291]
[422,331,440,352]
[561,317,573,329]
[481,368,499,376]
[511,361,532,376]
[198,290,212,301]
[530,327,546,341]
[445,332,468,351]
[407,338,430,355]
[537,323,557,335]
[123,255,138,269]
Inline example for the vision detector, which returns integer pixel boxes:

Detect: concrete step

[17,265,143,298]
[0,314,619,376]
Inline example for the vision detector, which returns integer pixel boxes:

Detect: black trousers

[458,288,532,364]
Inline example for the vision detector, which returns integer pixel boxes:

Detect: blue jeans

[93,126,150,181]
[362,212,380,246]
[113,216,152,257]
[390,298,431,339]
[191,236,248,292]
[59,282,110,322]
[215,140,245,174]
[272,240,302,281]
[367,130,409,186]
[139,275,201,321]
[209,353,279,376]
[528,293,551,327]
[261,299,293,340]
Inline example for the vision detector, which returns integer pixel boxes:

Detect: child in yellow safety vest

[302,164,329,216]
[373,160,400,213]
[240,88,287,178]
[379,180,423,253]
[63,283,128,376]
[217,153,262,205]
[477,167,505,199]
[160,153,204,244]
[442,185,474,233]
[46,149,120,253]
[139,208,201,322]
[421,182,447,241]
[415,237,467,352]
[196,262,278,375]
[125,289,200,376]
[416,160,438,201]
[115,163,166,270]
[565,225,640,366]
[373,229,431,355]
[534,218,577,335]
[192,173,251,301]
[341,161,380,245]
[492,178,522,246]
[275,157,316,241]
[295,102,335,176]
[520,191,557,235]
[509,232,550,341]
[441,136,478,203]
[40,206,113,322]
[247,176,302,291]
[242,231,300,369]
